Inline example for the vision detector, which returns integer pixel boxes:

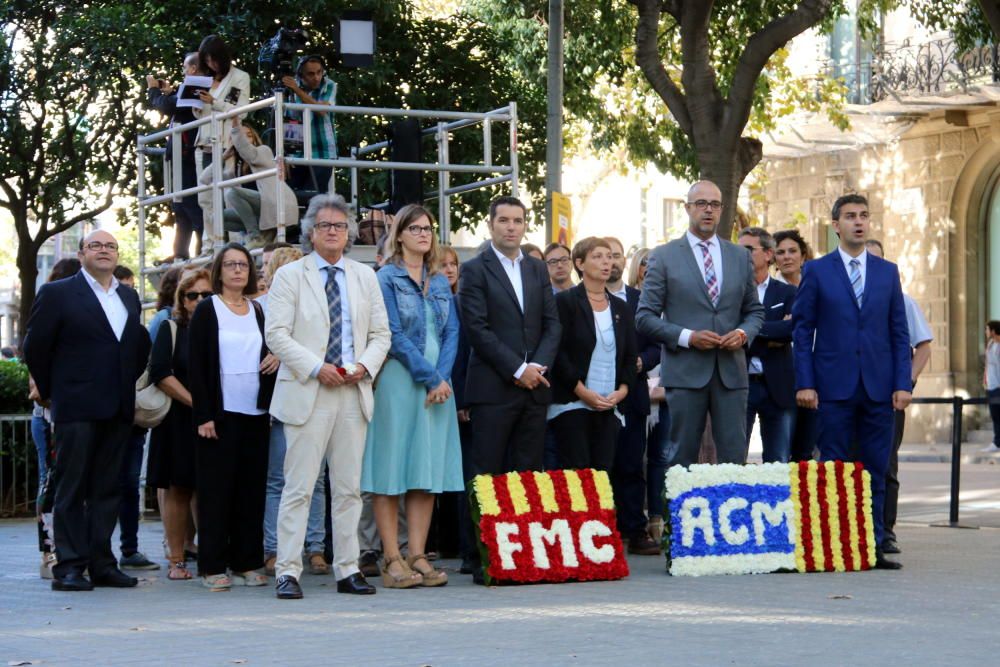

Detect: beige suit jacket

[265,253,390,425]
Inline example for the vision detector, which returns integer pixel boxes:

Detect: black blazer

[187,297,276,429]
[621,286,661,416]
[551,284,638,405]
[22,271,150,424]
[457,248,562,405]
[747,279,797,409]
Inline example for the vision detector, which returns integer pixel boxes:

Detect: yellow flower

[563,470,588,512]
[592,470,616,510]
[825,462,846,572]
[788,463,807,573]
[506,472,530,516]
[474,474,501,516]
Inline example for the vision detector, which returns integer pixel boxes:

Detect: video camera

[258,27,309,89]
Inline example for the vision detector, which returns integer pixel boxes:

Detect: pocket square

[770,302,785,309]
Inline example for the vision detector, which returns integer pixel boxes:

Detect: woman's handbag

[134,320,177,429]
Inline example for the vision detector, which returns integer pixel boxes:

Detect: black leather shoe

[336,572,376,595]
[881,538,901,554]
[459,556,477,575]
[472,567,485,586]
[275,575,303,599]
[627,532,662,556]
[91,569,138,588]
[51,572,94,592]
[874,548,903,570]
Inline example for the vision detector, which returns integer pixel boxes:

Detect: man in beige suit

[265,193,391,599]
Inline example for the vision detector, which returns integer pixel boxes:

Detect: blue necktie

[323,266,343,366]
[849,258,863,307]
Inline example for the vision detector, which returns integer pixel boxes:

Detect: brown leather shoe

[308,552,330,576]
[627,532,661,556]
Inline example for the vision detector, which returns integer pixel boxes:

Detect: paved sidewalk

[2,462,999,666]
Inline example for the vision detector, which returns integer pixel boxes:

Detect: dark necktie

[324,265,343,366]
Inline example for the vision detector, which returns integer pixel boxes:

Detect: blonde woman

[361,204,462,589]
[627,247,650,290]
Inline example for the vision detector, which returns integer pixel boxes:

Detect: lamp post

[545,0,564,242]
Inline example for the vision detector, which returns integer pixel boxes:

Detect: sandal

[308,552,331,576]
[167,558,192,581]
[202,573,231,591]
[380,555,422,589]
[231,570,268,587]
[407,553,448,587]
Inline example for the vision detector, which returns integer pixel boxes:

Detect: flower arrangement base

[469,469,629,585]
[664,461,875,576]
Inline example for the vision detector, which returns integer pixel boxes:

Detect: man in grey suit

[636,180,765,466]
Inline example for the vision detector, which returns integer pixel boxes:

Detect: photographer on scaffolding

[281,55,337,194]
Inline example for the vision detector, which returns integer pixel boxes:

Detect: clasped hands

[425,380,452,408]
[796,388,913,411]
[690,329,745,351]
[515,364,550,390]
[575,382,628,411]
[316,362,368,388]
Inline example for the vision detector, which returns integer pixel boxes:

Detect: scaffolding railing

[136,92,519,305]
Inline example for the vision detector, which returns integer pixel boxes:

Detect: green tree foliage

[467,0,860,237]
[1,0,547,340]
[884,1,999,48]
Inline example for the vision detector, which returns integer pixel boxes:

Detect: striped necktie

[698,242,720,307]
[849,258,863,307]
[323,265,343,366]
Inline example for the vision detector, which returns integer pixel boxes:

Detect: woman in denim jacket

[361,204,463,589]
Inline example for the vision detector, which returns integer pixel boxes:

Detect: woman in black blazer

[188,242,278,592]
[548,237,638,471]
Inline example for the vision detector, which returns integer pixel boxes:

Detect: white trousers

[276,384,367,581]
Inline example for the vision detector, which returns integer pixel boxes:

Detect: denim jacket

[377,263,459,390]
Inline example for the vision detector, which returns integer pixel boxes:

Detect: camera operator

[282,55,337,193]
[146,52,204,261]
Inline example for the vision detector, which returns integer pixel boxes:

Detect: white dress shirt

[678,231,724,348]
[81,268,127,341]
[313,252,355,365]
[609,284,628,302]
[838,246,868,295]
[212,296,265,416]
[749,276,769,375]
[903,293,933,347]
[491,242,539,380]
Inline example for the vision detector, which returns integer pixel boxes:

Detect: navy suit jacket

[792,251,911,403]
[621,286,661,416]
[748,279,797,409]
[23,271,151,424]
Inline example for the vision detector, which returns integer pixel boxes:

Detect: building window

[662,198,686,240]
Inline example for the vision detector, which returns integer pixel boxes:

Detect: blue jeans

[30,415,50,492]
[745,378,795,463]
[263,420,326,556]
[646,402,672,518]
[118,428,147,556]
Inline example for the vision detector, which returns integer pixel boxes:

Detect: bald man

[636,181,764,468]
[23,230,151,591]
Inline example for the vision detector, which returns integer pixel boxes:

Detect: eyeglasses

[315,221,349,233]
[222,261,250,271]
[84,241,119,252]
[687,200,723,210]
[546,257,571,266]
[184,290,213,301]
[405,224,434,236]
[743,245,763,253]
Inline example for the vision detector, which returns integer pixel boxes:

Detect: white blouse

[212,296,265,416]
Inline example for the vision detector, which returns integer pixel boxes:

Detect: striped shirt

[288,77,337,158]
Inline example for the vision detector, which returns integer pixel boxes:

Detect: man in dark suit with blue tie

[792,194,911,569]
[737,228,797,462]
[23,230,151,591]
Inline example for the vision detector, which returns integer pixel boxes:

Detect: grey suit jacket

[636,235,765,390]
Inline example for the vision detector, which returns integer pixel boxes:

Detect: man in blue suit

[738,228,797,462]
[23,230,151,591]
[792,194,911,569]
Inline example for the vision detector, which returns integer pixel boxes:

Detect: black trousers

[196,412,269,576]
[883,408,907,542]
[468,395,547,476]
[551,408,620,472]
[51,419,133,579]
[611,411,647,537]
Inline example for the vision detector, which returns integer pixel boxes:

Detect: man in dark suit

[792,194,911,570]
[457,195,561,583]
[636,181,765,467]
[605,237,660,554]
[23,230,151,591]
[737,228,797,462]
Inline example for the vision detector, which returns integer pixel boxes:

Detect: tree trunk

[698,137,762,240]
[15,239,40,345]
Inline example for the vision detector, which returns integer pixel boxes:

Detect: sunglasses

[184,291,213,301]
